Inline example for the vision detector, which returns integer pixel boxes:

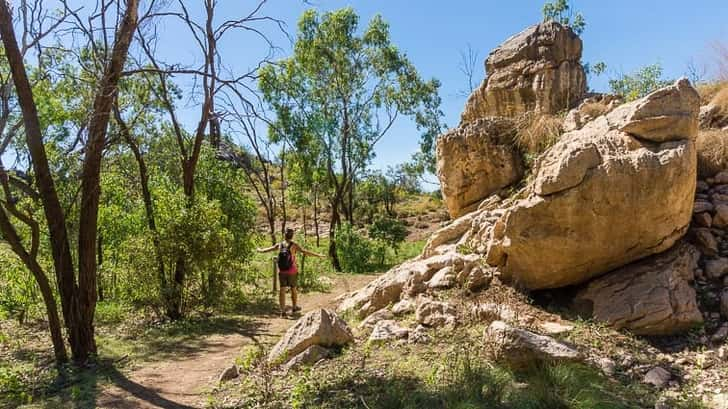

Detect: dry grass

[514,113,563,158]
[696,81,727,104]
[696,129,728,177]
[710,85,728,115]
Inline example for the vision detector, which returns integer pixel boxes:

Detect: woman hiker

[257,228,326,316]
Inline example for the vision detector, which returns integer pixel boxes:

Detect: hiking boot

[292,305,302,313]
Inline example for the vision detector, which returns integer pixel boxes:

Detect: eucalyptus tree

[0,0,140,364]
[121,0,284,319]
[260,8,444,270]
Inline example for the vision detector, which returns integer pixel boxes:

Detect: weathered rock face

[436,118,522,218]
[485,79,700,289]
[461,21,586,123]
[268,309,353,364]
[574,243,703,336]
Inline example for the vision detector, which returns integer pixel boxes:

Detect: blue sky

[6,1,728,175]
[170,0,728,172]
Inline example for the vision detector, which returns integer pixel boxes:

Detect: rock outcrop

[268,309,353,365]
[461,21,586,123]
[338,252,482,319]
[575,242,703,335]
[436,118,522,218]
[485,79,700,289]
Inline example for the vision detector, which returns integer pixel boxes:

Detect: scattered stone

[643,367,672,388]
[721,290,728,319]
[428,266,457,289]
[485,321,581,368]
[694,228,719,256]
[360,308,394,329]
[472,303,516,322]
[459,264,493,292]
[268,309,353,365]
[694,212,712,228]
[392,299,415,315]
[369,320,409,343]
[697,180,710,192]
[283,345,331,371]
[714,204,728,228]
[705,258,728,279]
[540,322,574,335]
[694,200,715,214]
[409,324,430,344]
[575,243,703,335]
[597,357,617,377]
[218,365,239,383]
[339,252,471,318]
[416,298,457,328]
[485,79,698,289]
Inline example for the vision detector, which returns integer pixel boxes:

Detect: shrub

[369,216,408,254]
[335,223,377,274]
[609,63,672,102]
[0,247,41,324]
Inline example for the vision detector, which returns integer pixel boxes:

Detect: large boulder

[268,309,353,364]
[485,79,700,289]
[574,243,703,336]
[461,21,586,123]
[436,118,523,218]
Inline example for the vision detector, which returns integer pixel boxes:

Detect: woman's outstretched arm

[256,244,279,253]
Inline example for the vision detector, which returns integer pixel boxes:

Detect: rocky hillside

[227,22,728,409]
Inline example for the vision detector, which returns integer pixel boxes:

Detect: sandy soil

[96,274,377,409]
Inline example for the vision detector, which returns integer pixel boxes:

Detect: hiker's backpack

[277,242,293,270]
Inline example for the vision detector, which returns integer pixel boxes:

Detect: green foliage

[542,0,586,35]
[609,63,673,101]
[335,223,380,274]
[95,142,258,314]
[368,216,408,253]
[0,247,40,323]
[260,7,445,250]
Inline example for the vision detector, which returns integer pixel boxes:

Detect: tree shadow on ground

[98,365,198,409]
[116,315,272,362]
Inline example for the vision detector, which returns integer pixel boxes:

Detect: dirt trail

[97,274,376,409]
